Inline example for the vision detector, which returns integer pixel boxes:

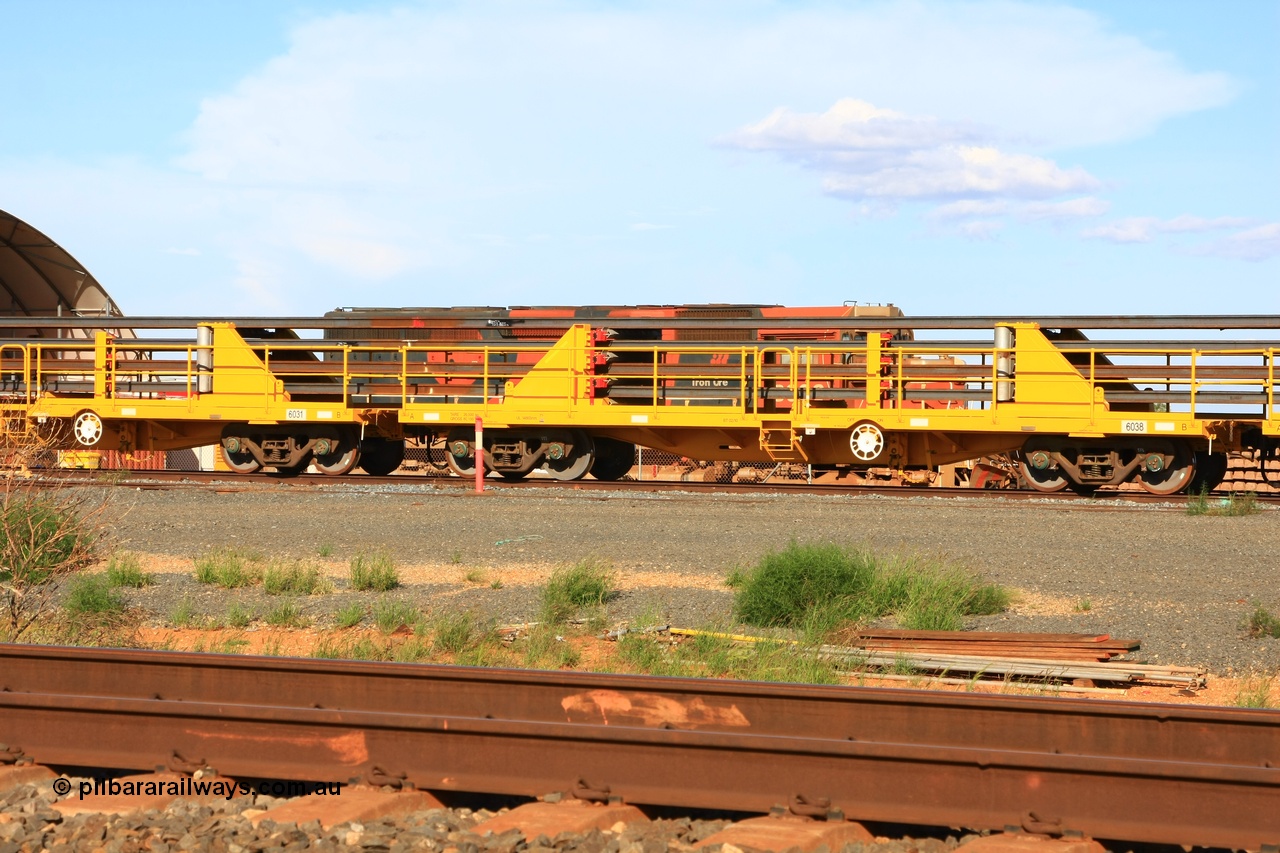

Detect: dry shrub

[1,412,105,639]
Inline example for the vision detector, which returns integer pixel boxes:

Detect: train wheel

[359,439,405,476]
[423,436,452,472]
[590,437,635,481]
[1017,449,1068,493]
[444,428,487,478]
[1189,451,1228,493]
[445,439,484,477]
[220,444,262,474]
[1138,443,1195,496]
[314,445,360,476]
[547,430,594,481]
[445,452,477,478]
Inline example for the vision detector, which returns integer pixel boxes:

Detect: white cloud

[928,200,1010,222]
[1081,218,1158,243]
[726,99,1101,235]
[1021,197,1111,222]
[1083,215,1254,244]
[926,196,1108,237]
[824,144,1098,202]
[722,99,984,159]
[1197,222,1280,262]
[1156,214,1252,233]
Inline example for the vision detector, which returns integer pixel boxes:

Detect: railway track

[1,645,1278,849]
[37,467,1280,507]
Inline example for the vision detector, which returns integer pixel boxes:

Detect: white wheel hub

[73,411,104,446]
[850,423,884,461]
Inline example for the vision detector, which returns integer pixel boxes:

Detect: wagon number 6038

[1121,420,1148,434]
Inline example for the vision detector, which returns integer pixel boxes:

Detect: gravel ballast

[79,482,1280,675]
[1,775,966,853]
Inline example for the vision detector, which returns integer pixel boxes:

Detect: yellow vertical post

[865,333,881,408]
[1088,349,1096,422]
[1190,350,1198,417]
[483,346,491,411]
[399,346,406,406]
[1268,348,1275,418]
[798,346,810,416]
[652,348,660,408]
[93,331,109,398]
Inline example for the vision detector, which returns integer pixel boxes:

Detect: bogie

[1020,437,1200,496]
[219,426,363,476]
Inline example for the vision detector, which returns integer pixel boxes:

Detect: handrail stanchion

[652,347,659,408]
[474,416,484,494]
[1190,351,1197,418]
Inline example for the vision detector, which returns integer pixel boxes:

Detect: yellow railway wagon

[1,311,1276,495]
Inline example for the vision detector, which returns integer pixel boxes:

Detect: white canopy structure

[1,208,124,335]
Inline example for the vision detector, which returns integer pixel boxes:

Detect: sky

[1,1,1276,318]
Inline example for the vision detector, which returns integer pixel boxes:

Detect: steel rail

[1,314,1279,331]
[37,468,1280,506]
[1,646,1277,848]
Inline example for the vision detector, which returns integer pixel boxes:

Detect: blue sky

[2,1,1275,318]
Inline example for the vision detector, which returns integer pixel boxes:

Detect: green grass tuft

[105,553,154,588]
[212,636,250,654]
[63,574,125,616]
[542,558,616,623]
[392,637,432,662]
[456,640,504,667]
[1245,604,1280,639]
[193,549,261,588]
[373,598,419,633]
[265,601,308,628]
[312,635,389,661]
[1188,487,1260,517]
[429,612,475,654]
[226,601,254,628]
[263,560,326,595]
[731,541,1009,632]
[170,595,198,628]
[1234,675,1274,709]
[350,551,399,592]
[335,601,365,629]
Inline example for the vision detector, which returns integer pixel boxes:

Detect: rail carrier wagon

[1,307,1277,496]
